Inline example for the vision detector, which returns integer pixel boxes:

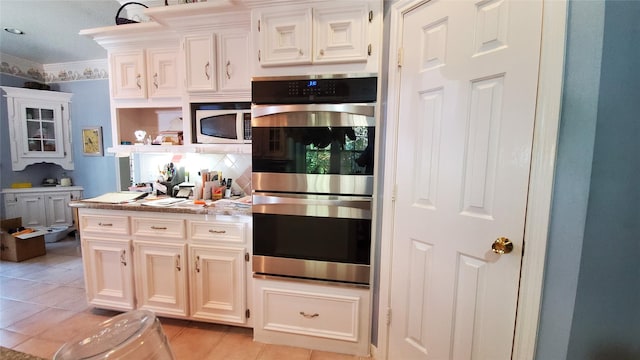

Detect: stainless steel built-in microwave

[194,109,251,144]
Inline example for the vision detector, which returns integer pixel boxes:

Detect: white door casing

[378,0,568,359]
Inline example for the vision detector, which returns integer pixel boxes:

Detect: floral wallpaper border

[0,52,109,84]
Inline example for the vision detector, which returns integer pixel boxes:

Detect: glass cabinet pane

[25,107,57,153]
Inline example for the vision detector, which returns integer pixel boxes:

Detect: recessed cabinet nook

[81,0,382,356]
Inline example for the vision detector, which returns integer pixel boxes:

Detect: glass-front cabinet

[1,86,74,170]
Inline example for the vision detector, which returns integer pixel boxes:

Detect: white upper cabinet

[147,48,182,98]
[257,7,312,66]
[184,34,217,92]
[111,47,181,100]
[1,86,73,171]
[218,32,251,92]
[183,29,250,93]
[255,3,372,67]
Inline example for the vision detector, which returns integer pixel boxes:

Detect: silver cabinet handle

[195,255,200,273]
[153,73,158,88]
[120,250,127,266]
[226,60,231,79]
[150,226,167,230]
[175,254,181,271]
[208,229,226,234]
[98,222,113,227]
[136,74,142,89]
[299,312,319,319]
[205,61,210,80]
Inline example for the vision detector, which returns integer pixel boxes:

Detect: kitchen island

[71,195,253,328]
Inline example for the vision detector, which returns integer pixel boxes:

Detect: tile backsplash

[132,153,252,196]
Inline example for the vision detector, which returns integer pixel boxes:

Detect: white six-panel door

[388,0,543,358]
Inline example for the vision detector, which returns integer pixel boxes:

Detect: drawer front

[261,287,360,342]
[81,215,130,236]
[132,217,185,240]
[189,221,245,244]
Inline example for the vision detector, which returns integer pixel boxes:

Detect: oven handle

[252,193,372,220]
[252,104,375,118]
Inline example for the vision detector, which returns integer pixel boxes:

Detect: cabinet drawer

[261,287,360,342]
[189,221,244,244]
[132,217,185,240]
[80,215,130,236]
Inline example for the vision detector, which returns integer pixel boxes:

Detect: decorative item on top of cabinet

[183,30,250,93]
[111,47,181,99]
[255,3,371,67]
[1,86,74,171]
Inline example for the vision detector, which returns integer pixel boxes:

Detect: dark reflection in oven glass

[253,213,371,265]
[252,126,375,175]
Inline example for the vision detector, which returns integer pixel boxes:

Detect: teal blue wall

[57,80,116,198]
[536,1,640,359]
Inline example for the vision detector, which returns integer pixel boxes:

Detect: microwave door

[198,112,240,143]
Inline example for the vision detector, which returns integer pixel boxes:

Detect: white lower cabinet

[3,187,83,228]
[80,211,134,311]
[189,245,247,324]
[134,241,189,317]
[79,208,251,327]
[82,238,135,311]
[253,278,371,356]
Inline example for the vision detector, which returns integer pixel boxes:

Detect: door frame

[376,0,568,358]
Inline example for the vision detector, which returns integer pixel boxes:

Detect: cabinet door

[190,245,247,324]
[184,34,216,92]
[218,32,250,92]
[16,193,46,227]
[135,241,188,317]
[313,4,369,64]
[3,194,19,220]
[82,238,135,310]
[146,48,181,98]
[46,192,72,226]
[17,99,65,159]
[111,50,147,99]
[258,8,312,66]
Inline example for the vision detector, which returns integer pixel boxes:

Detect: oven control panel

[252,75,377,104]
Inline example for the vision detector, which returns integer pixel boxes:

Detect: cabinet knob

[175,254,181,271]
[195,255,200,273]
[319,49,324,56]
[153,73,158,89]
[136,74,142,89]
[205,62,210,80]
[226,60,231,80]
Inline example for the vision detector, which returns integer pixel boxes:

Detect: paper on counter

[82,192,147,204]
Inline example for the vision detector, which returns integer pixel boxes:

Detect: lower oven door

[252,192,372,285]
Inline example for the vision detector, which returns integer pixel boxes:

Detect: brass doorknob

[491,237,513,254]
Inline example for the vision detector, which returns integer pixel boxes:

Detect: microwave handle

[252,104,375,118]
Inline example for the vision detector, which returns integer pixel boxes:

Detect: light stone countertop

[69,196,251,217]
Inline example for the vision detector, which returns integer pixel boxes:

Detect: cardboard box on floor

[0,218,46,262]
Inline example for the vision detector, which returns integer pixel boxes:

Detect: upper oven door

[252,104,376,195]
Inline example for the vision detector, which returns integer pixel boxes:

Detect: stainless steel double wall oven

[251,74,377,286]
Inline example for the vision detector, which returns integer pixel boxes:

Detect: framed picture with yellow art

[82,127,103,156]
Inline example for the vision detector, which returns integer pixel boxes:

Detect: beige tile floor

[0,236,370,360]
